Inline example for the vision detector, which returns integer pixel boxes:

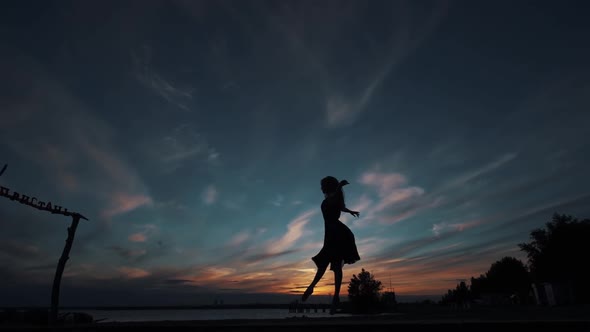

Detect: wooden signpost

[0,164,89,325]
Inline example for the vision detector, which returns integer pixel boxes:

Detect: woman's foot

[329,296,340,315]
[301,286,314,302]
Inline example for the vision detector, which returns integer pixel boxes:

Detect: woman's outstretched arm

[341,206,360,217]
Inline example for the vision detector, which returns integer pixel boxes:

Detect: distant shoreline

[1,303,323,311]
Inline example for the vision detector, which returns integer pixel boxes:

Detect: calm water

[81,308,348,322]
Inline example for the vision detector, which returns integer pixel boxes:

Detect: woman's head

[321,176,349,206]
[321,176,339,194]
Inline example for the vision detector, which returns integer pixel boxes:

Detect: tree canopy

[441,212,590,306]
[471,256,531,303]
[442,256,530,305]
[347,268,383,313]
[518,213,590,303]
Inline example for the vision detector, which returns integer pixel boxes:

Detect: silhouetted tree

[455,281,470,306]
[440,281,471,308]
[440,289,455,305]
[471,256,531,304]
[518,213,590,304]
[348,268,383,313]
[442,256,531,306]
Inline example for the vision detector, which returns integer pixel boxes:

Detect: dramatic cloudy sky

[1,0,589,306]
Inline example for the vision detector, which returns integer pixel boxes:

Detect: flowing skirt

[312,220,360,270]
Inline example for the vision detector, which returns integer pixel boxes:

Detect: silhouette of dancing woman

[301,176,361,314]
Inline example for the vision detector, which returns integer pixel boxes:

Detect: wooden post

[49,214,81,325]
[0,163,88,326]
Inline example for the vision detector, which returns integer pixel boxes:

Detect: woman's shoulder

[322,195,338,205]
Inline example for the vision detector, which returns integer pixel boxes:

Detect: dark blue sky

[1,0,589,306]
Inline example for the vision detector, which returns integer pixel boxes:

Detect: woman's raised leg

[302,262,328,302]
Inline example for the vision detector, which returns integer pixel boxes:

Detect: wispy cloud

[373,187,425,214]
[118,266,151,279]
[227,230,250,248]
[356,237,390,259]
[103,193,153,218]
[356,234,526,295]
[152,124,220,172]
[132,45,193,112]
[265,209,315,256]
[241,250,301,268]
[271,194,284,207]
[359,172,407,196]
[109,246,148,260]
[483,193,590,235]
[0,240,41,259]
[431,219,484,236]
[444,153,518,189]
[221,210,316,267]
[154,200,188,211]
[222,194,247,210]
[366,194,590,282]
[324,1,450,128]
[175,266,237,286]
[128,224,159,243]
[325,96,363,128]
[128,233,147,243]
[0,48,152,219]
[202,185,218,205]
[357,152,519,228]
[357,170,426,224]
[42,144,80,192]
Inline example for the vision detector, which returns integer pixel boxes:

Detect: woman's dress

[312,195,361,270]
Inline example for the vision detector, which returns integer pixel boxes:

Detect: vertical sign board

[0,164,88,325]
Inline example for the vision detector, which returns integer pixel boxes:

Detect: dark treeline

[441,213,590,306]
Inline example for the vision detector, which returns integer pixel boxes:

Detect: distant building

[381,291,397,312]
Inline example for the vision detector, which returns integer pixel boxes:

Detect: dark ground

[1,304,589,332]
